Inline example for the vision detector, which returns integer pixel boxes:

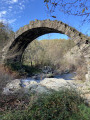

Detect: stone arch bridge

[0,20,90,81]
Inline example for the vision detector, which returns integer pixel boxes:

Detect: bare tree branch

[44,0,90,22]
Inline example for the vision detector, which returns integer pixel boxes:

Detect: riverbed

[20,72,76,87]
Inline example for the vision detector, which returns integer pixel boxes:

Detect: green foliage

[6,62,41,77]
[1,89,90,120]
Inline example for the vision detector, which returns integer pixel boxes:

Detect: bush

[1,89,90,120]
[6,62,42,77]
[0,64,19,93]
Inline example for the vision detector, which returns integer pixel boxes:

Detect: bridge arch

[4,20,87,63]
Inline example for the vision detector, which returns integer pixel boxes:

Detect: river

[21,72,76,87]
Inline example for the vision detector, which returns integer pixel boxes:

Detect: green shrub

[1,89,90,120]
[6,62,41,77]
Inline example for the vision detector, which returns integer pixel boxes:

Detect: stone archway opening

[21,32,76,79]
[22,32,73,68]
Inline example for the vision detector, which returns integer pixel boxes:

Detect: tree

[0,22,14,51]
[23,39,75,71]
[22,40,44,66]
[44,0,90,22]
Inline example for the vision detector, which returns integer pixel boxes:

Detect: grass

[0,89,90,120]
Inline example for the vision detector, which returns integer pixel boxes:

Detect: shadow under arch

[6,27,67,63]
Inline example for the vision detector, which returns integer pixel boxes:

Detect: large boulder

[40,78,75,91]
[3,79,21,95]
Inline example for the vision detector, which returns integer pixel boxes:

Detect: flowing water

[54,72,76,80]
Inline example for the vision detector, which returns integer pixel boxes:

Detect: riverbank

[0,88,90,120]
[0,72,90,120]
[1,72,90,106]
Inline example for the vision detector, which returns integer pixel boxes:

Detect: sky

[0,0,90,40]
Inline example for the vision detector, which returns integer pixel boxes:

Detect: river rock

[2,78,76,95]
[39,78,73,91]
[31,85,49,93]
[22,80,37,88]
[3,79,21,95]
